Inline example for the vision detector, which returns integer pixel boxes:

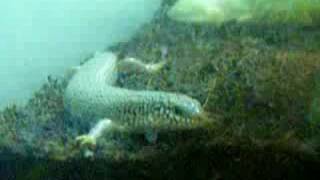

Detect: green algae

[168,0,320,26]
[248,0,320,26]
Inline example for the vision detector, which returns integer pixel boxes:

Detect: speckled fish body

[64,52,202,131]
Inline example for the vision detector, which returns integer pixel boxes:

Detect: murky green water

[1,0,320,179]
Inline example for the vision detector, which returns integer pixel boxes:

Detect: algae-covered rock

[309,72,320,125]
[167,0,250,24]
[250,0,320,25]
[168,0,320,25]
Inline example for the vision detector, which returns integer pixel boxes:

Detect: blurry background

[0,0,161,108]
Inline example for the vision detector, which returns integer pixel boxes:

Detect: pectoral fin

[75,118,114,157]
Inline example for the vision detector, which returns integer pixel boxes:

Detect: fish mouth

[153,104,204,128]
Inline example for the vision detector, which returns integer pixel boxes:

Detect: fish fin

[75,118,114,157]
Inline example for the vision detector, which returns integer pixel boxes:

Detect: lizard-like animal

[64,52,202,155]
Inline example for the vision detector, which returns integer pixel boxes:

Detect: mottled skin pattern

[64,52,202,154]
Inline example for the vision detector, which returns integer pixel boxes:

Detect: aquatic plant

[26,76,65,125]
[249,0,320,25]
[0,105,20,150]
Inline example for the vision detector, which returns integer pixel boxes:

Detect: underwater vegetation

[249,0,320,25]
[1,0,320,179]
[168,0,320,25]
[167,0,251,24]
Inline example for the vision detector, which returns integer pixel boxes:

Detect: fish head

[171,94,203,118]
